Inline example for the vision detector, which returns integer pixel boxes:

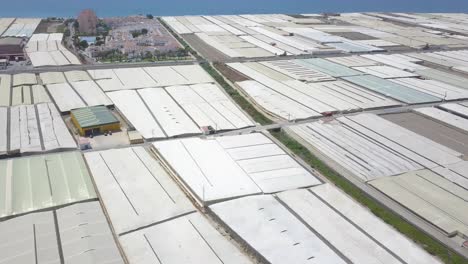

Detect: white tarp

[154,133,320,204]
[107,90,165,139]
[138,88,201,137]
[85,147,195,234]
[210,195,346,264]
[0,108,7,154]
[46,82,86,112]
[120,213,252,264]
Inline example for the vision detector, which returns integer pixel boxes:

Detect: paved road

[218,99,468,136]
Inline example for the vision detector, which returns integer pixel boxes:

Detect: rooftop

[71,105,119,128]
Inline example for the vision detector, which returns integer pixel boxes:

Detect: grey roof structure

[342,75,441,104]
[0,202,124,264]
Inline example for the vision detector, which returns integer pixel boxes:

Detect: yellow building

[71,106,120,136]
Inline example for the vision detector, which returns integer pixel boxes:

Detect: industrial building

[0,37,25,60]
[71,105,120,136]
[77,9,98,34]
[26,33,81,67]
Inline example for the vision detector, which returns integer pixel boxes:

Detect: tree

[146,14,154,19]
[141,28,148,35]
[78,40,89,49]
[131,30,141,38]
[144,51,153,60]
[64,29,71,37]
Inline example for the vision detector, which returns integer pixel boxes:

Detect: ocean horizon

[1,0,468,18]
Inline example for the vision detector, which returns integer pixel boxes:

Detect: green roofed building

[71,105,120,136]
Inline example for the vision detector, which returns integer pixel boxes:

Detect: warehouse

[84,147,195,234]
[342,75,441,104]
[165,83,254,131]
[414,107,468,133]
[279,189,401,263]
[440,103,468,118]
[236,80,321,120]
[297,58,363,77]
[70,80,113,106]
[10,83,52,106]
[6,103,76,154]
[153,133,321,204]
[416,67,468,90]
[108,84,253,139]
[107,90,166,139]
[138,88,201,137]
[210,195,347,264]
[289,120,423,181]
[407,50,468,72]
[37,103,77,151]
[352,65,419,78]
[0,202,124,264]
[288,112,468,190]
[260,60,336,82]
[1,18,41,37]
[369,169,468,237]
[0,107,6,155]
[11,85,32,105]
[334,14,467,49]
[39,71,67,84]
[326,39,383,52]
[88,65,214,91]
[46,80,112,112]
[65,70,92,82]
[0,18,14,36]
[71,106,120,137]
[0,151,96,219]
[38,71,112,111]
[0,37,25,60]
[390,78,468,100]
[9,104,42,153]
[120,212,253,264]
[13,73,37,86]
[288,113,464,182]
[360,54,426,71]
[46,82,86,112]
[432,161,468,189]
[278,184,441,264]
[228,63,338,114]
[0,75,11,106]
[326,55,379,67]
[310,184,441,263]
[383,112,468,157]
[342,114,463,166]
[162,15,346,59]
[228,62,400,121]
[25,33,81,67]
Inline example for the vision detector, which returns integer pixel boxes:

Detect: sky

[1,0,468,17]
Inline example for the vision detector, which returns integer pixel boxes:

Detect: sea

[1,0,468,18]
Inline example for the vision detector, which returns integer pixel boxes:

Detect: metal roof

[298,58,363,77]
[0,201,124,264]
[342,75,441,104]
[71,105,119,129]
[0,151,96,219]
